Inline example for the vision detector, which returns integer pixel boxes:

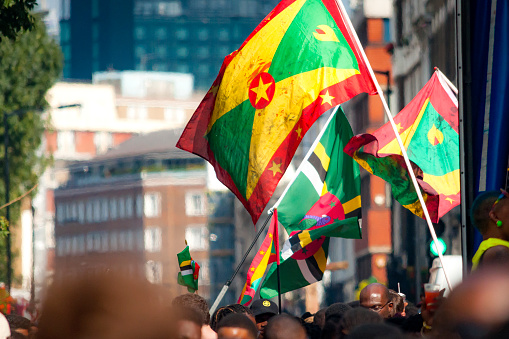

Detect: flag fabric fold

[238,210,279,306]
[177,0,376,225]
[260,106,362,297]
[177,246,200,293]
[344,71,459,222]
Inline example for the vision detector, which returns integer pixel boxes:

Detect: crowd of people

[0,190,507,338]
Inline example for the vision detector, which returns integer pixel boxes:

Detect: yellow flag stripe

[379,98,430,155]
[342,195,362,215]
[314,246,327,273]
[208,0,307,131]
[180,260,192,267]
[299,230,313,248]
[246,67,359,199]
[423,169,460,196]
[314,142,331,171]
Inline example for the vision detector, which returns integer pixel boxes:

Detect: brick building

[53,129,211,297]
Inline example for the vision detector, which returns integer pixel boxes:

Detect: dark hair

[173,306,204,326]
[217,313,258,339]
[325,303,352,321]
[388,290,404,314]
[471,191,500,234]
[348,323,405,339]
[338,307,383,336]
[5,314,31,331]
[210,304,253,332]
[313,308,327,328]
[321,314,342,339]
[172,293,210,325]
[265,314,306,339]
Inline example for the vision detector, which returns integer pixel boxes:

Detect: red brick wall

[75,131,96,155]
[46,131,57,154]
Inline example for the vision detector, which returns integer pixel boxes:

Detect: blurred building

[340,0,394,293]
[390,0,459,302]
[30,71,199,298]
[59,0,280,89]
[53,129,212,298]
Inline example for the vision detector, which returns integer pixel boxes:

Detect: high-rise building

[60,0,280,89]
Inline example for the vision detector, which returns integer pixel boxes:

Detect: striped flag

[238,210,279,306]
[177,246,200,293]
[260,106,362,297]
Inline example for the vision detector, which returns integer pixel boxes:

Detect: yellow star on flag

[260,250,265,255]
[320,90,335,106]
[445,197,455,204]
[250,267,255,271]
[208,85,219,96]
[295,126,303,138]
[395,123,403,132]
[268,161,282,177]
[250,77,272,104]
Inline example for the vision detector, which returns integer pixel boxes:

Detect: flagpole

[274,208,282,314]
[270,106,340,212]
[333,0,453,291]
[209,212,273,315]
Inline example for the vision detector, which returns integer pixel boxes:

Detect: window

[119,231,127,250]
[86,233,94,252]
[101,198,109,221]
[86,201,93,223]
[144,227,162,252]
[126,196,134,218]
[100,232,109,252]
[93,233,101,251]
[56,238,63,256]
[156,45,167,58]
[197,28,209,41]
[176,47,189,58]
[65,237,72,255]
[135,26,146,40]
[218,28,229,41]
[199,259,210,285]
[185,226,208,250]
[110,198,118,220]
[65,203,72,222]
[136,230,144,251]
[77,235,85,254]
[136,194,143,218]
[144,193,161,217]
[110,231,118,252]
[176,64,189,73]
[145,260,162,284]
[127,230,134,250]
[94,132,113,154]
[155,27,167,40]
[118,197,126,219]
[57,130,75,154]
[185,192,205,216]
[197,47,209,59]
[56,204,64,224]
[71,203,78,222]
[78,202,85,223]
[175,28,188,40]
[93,199,101,222]
[71,237,78,255]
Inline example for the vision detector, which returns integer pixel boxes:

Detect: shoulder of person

[482,245,509,264]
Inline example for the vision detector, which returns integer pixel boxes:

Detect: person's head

[388,290,404,316]
[173,307,203,339]
[347,323,405,339]
[313,308,326,329]
[359,283,394,319]
[250,299,278,339]
[210,304,255,332]
[471,190,509,238]
[217,314,258,339]
[264,314,306,339]
[5,315,30,338]
[338,307,383,337]
[172,293,210,325]
[324,303,352,322]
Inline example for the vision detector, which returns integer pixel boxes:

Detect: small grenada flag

[177,246,200,293]
[260,106,362,297]
[177,0,377,225]
[345,70,459,222]
[238,209,279,306]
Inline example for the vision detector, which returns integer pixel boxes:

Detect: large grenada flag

[345,70,459,221]
[176,0,376,224]
[260,106,362,297]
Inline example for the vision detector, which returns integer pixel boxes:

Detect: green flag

[177,246,200,293]
[260,106,362,297]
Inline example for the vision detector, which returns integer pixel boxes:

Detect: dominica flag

[176,0,376,225]
[345,70,459,221]
[177,246,200,293]
[260,106,362,297]
[238,209,279,306]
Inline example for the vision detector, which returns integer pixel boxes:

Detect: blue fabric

[470,0,509,249]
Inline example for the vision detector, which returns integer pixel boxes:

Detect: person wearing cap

[250,299,278,339]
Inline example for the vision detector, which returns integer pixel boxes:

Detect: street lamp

[3,103,81,291]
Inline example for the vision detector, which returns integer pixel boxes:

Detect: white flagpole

[269,106,340,212]
[333,0,453,291]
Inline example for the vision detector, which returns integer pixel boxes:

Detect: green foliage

[0,0,37,41]
[0,16,62,283]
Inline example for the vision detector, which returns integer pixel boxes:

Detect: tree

[0,0,37,41]
[0,15,63,283]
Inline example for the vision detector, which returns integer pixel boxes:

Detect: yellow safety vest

[472,238,509,270]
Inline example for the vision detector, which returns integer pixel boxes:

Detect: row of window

[56,193,161,225]
[53,130,113,155]
[134,25,232,42]
[56,226,162,257]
